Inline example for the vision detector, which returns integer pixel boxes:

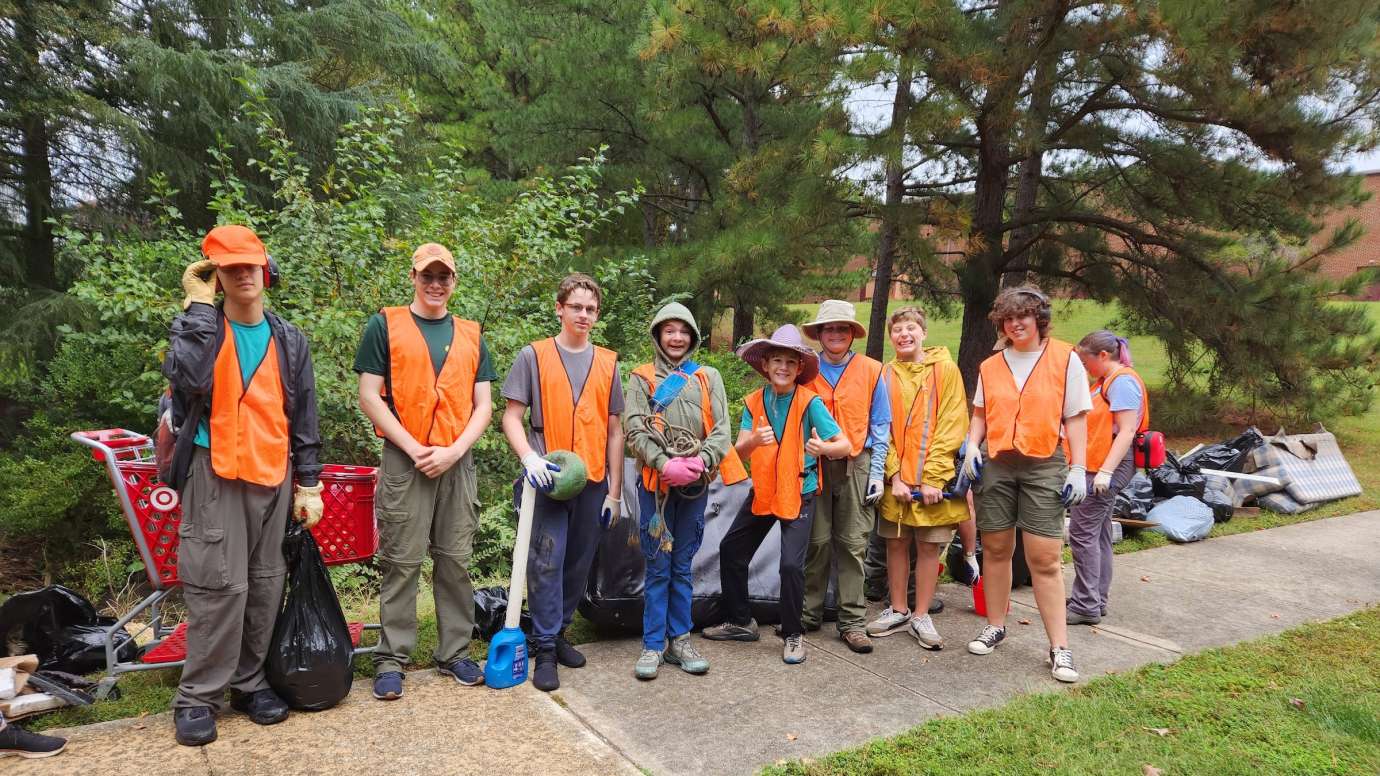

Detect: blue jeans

[637,484,708,650]
[518,478,608,650]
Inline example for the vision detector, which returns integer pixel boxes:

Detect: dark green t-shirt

[352,310,497,382]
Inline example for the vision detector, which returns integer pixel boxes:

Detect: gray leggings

[1066,452,1136,616]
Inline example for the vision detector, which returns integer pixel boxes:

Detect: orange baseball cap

[411,242,456,273]
[202,225,268,267]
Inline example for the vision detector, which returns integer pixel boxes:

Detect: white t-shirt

[973,343,1092,419]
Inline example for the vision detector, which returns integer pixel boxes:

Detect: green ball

[544,449,589,501]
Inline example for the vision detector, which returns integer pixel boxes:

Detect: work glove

[293,482,324,529]
[1092,469,1113,495]
[522,452,561,491]
[600,495,621,529]
[864,479,884,505]
[960,440,984,482]
[181,259,217,309]
[1061,465,1088,507]
[964,553,981,586]
[661,457,700,488]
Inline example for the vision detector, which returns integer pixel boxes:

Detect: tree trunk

[867,57,914,361]
[956,121,1011,392]
[17,0,56,290]
[731,303,755,349]
[1001,45,1057,290]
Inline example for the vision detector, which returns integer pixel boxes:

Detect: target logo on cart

[149,486,180,512]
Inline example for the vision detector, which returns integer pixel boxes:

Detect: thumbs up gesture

[753,417,776,449]
[805,427,826,457]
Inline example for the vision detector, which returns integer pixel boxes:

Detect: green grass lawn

[761,607,1380,776]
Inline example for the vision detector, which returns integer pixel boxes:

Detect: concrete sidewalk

[15,511,1378,776]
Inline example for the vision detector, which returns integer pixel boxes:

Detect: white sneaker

[909,613,943,650]
[865,606,912,636]
[1049,647,1079,683]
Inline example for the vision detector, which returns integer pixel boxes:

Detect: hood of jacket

[649,302,701,372]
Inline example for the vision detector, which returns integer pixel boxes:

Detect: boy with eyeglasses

[355,243,497,698]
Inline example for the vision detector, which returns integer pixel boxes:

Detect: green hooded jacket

[624,302,732,474]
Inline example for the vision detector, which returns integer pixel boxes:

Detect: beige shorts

[876,519,957,544]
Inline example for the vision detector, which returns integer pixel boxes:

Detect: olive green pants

[801,452,873,633]
[174,449,290,712]
[373,443,479,674]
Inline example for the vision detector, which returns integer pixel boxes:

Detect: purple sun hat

[735,324,820,385]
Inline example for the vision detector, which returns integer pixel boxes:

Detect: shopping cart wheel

[94,677,122,701]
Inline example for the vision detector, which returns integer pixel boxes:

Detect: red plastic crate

[112,461,378,588]
[142,621,366,664]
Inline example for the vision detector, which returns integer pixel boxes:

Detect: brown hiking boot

[841,630,873,654]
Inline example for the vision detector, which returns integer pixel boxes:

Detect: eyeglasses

[560,302,599,315]
[417,272,455,287]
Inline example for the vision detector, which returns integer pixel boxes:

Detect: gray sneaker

[634,649,662,680]
[664,635,709,674]
[865,606,912,637]
[702,618,760,642]
[782,634,807,664]
[909,613,943,650]
[1067,609,1102,625]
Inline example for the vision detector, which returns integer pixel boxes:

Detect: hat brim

[735,339,819,385]
[210,253,267,267]
[412,257,456,272]
[802,318,866,340]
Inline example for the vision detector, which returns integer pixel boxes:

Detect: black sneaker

[928,598,944,614]
[554,631,586,668]
[532,647,559,692]
[229,688,289,725]
[173,706,217,747]
[0,724,67,759]
[438,657,484,686]
[966,625,1007,655]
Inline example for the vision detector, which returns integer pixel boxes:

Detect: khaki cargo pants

[802,452,872,633]
[174,449,291,711]
[373,443,479,674]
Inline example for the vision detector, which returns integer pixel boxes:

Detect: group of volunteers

[160,224,1148,748]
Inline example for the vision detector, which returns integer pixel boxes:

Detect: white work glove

[600,495,621,529]
[864,479,884,505]
[1092,469,1113,495]
[1062,465,1088,507]
[522,452,560,491]
[960,441,984,481]
[293,482,324,529]
[964,553,981,585]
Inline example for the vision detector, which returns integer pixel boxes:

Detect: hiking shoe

[555,630,587,668]
[865,606,912,637]
[634,649,663,680]
[782,634,807,664]
[909,614,944,650]
[1050,647,1079,683]
[372,671,404,700]
[173,706,217,747]
[664,635,710,674]
[229,688,289,725]
[702,618,760,642]
[928,598,944,614]
[841,630,873,654]
[0,724,67,759]
[967,625,1007,655]
[533,647,559,692]
[1066,609,1102,626]
[438,657,485,686]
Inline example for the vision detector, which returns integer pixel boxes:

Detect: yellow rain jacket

[879,346,970,527]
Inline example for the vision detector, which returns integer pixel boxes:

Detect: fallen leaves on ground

[1018,618,1032,625]
[1143,765,1162,776]
[1144,727,1171,737]
[786,732,798,742]
[1140,575,1151,582]
[1288,698,1306,710]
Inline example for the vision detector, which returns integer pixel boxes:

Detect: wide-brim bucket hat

[736,324,820,385]
[802,299,866,340]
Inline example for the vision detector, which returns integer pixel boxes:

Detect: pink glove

[683,456,706,476]
[661,457,700,487]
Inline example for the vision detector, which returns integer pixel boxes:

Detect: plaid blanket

[1244,425,1361,505]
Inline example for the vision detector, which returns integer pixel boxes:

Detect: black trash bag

[945,532,1031,588]
[266,523,353,711]
[472,586,533,641]
[1150,454,1206,500]
[1179,429,1264,473]
[0,585,139,674]
[1114,474,1155,521]
[1201,477,1235,523]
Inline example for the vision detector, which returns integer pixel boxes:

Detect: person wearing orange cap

[354,243,496,699]
[163,225,323,746]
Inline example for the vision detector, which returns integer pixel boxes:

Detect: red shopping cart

[72,428,380,699]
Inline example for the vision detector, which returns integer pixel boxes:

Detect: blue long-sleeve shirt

[816,354,891,482]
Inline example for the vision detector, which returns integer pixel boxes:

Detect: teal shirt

[739,389,842,496]
[194,318,272,448]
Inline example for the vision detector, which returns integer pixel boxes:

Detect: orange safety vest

[886,363,941,488]
[376,306,481,446]
[980,339,1075,459]
[1084,365,1151,471]
[209,324,289,487]
[807,353,882,459]
[743,386,817,520]
[533,338,617,482]
[630,363,748,493]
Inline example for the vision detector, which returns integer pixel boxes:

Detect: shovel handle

[504,480,538,631]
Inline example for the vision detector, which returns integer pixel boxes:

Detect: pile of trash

[1113,424,1362,543]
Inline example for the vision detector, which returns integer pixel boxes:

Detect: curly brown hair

[988,286,1051,340]
[556,272,602,307]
